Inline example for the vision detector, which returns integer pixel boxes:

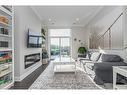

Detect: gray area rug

[29,63,100,89]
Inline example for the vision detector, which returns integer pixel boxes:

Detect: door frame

[49,36,72,59]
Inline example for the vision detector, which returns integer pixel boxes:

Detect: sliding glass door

[60,38,70,57]
[50,37,71,60]
[50,38,60,59]
[49,29,71,60]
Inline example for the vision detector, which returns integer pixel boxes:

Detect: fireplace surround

[25,53,40,69]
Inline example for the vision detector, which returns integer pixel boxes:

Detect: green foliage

[41,28,45,36]
[78,47,87,54]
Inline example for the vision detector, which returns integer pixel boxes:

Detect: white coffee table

[52,57,76,74]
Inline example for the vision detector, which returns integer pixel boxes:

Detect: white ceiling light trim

[31,6,104,27]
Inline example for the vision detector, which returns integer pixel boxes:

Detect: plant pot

[78,54,86,58]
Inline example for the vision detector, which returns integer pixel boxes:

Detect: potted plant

[78,46,87,58]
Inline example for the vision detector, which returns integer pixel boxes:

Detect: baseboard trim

[14,63,42,81]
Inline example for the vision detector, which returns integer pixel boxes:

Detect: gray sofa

[81,53,127,85]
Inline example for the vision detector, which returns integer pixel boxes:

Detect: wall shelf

[0,6,14,89]
[0,34,12,38]
[0,48,12,52]
[0,71,12,78]
[0,80,12,89]
[0,21,11,28]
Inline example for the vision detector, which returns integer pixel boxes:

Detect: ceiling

[31,6,103,27]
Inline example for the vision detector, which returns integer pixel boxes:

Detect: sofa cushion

[101,54,123,62]
[93,62,127,84]
[90,52,101,61]
[94,62,127,70]
[97,54,103,62]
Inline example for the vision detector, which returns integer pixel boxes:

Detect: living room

[0,5,127,90]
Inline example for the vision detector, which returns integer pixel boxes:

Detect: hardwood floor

[10,63,49,89]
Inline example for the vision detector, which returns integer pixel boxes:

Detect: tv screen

[27,29,42,48]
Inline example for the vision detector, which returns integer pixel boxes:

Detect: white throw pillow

[90,52,101,61]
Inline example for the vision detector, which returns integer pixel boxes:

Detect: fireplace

[25,53,40,69]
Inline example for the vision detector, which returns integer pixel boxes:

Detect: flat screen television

[27,29,43,48]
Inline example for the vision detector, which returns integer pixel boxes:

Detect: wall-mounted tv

[27,29,43,48]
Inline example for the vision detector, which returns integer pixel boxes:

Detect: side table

[113,66,127,89]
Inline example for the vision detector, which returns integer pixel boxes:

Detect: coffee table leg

[53,62,55,74]
[75,62,76,75]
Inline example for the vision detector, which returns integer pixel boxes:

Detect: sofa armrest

[79,58,90,61]
[81,60,93,65]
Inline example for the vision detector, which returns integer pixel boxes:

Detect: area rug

[29,62,100,89]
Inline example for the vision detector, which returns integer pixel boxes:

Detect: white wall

[86,6,123,49]
[14,6,42,81]
[123,6,127,62]
[71,26,89,59]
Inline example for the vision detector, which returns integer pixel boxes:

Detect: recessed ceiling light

[76,18,79,21]
[48,18,51,21]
